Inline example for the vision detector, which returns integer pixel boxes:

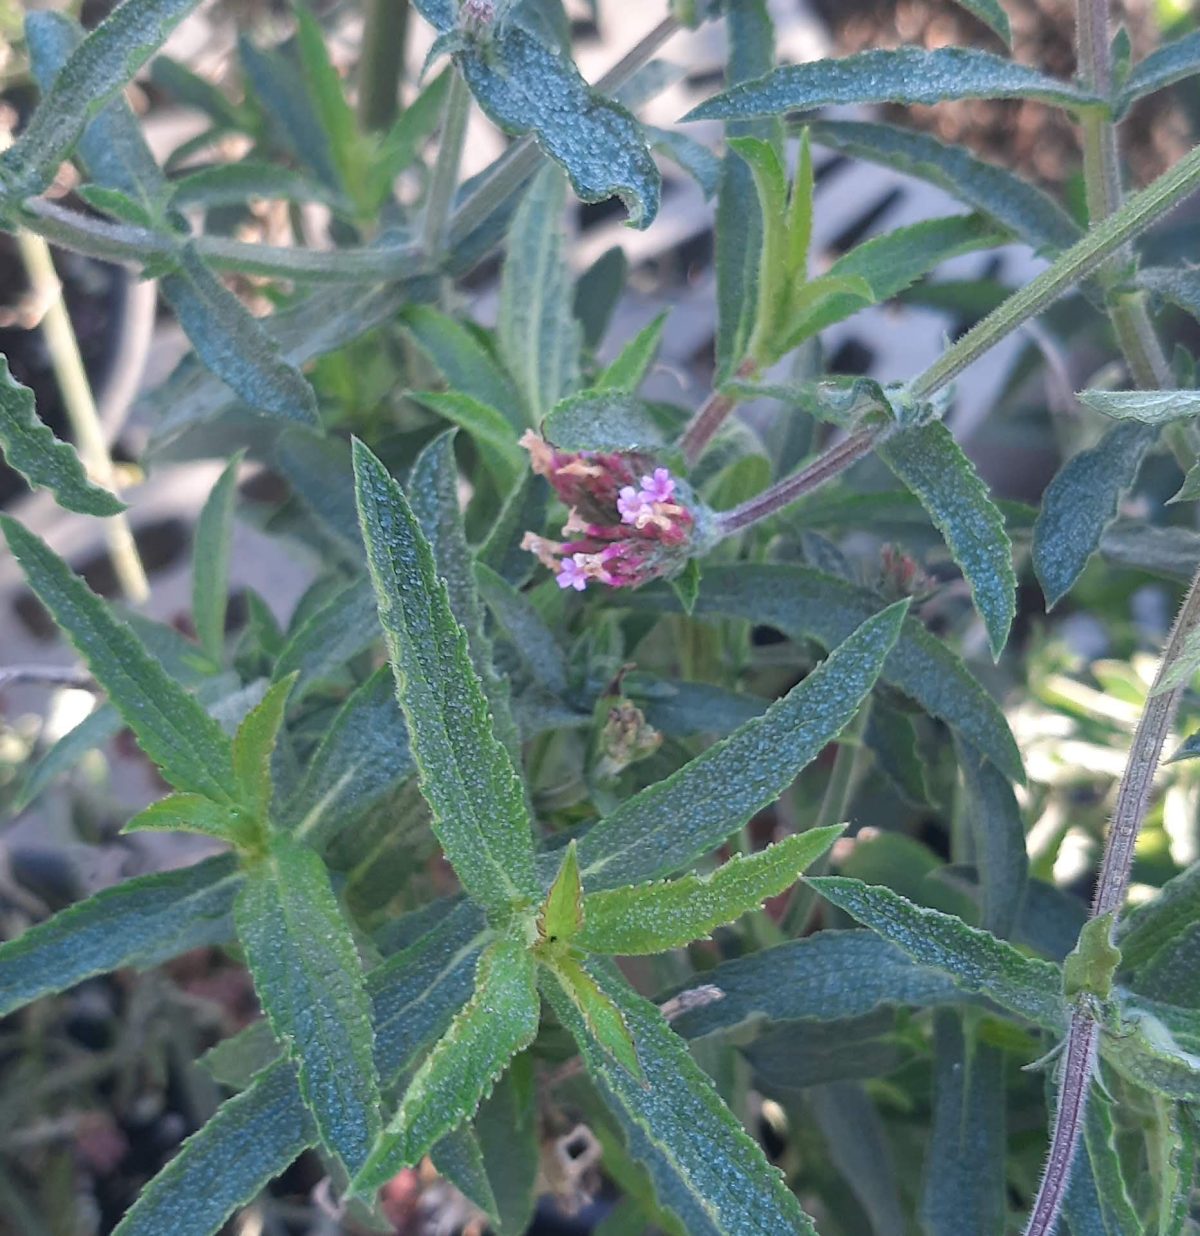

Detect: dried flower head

[519,432,701,592]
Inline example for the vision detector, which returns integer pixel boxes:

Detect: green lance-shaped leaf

[1118,860,1200,975]
[920,1012,1007,1236]
[713,0,780,380]
[122,792,251,847]
[809,121,1081,255]
[669,929,965,1042]
[407,428,522,761]
[191,453,241,664]
[400,305,525,430]
[878,420,1015,658]
[406,391,526,489]
[352,439,539,913]
[1063,914,1122,1004]
[597,312,668,393]
[1102,1007,1200,1102]
[807,876,1065,1029]
[622,563,1023,782]
[430,1125,500,1229]
[684,47,1100,124]
[1118,29,1200,115]
[542,958,819,1236]
[1078,388,1200,426]
[539,840,583,944]
[541,951,642,1077]
[1033,421,1159,608]
[498,167,582,423]
[797,214,1008,344]
[0,855,239,1019]
[574,601,907,891]
[0,356,123,516]
[0,0,204,198]
[0,516,237,803]
[111,1059,316,1236]
[160,245,320,426]
[168,161,348,212]
[235,834,380,1174]
[271,578,379,699]
[577,825,843,955]
[286,666,414,849]
[454,22,660,229]
[352,935,541,1196]
[231,673,293,820]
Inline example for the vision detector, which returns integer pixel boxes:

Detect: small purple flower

[617,485,645,525]
[642,468,675,504]
[556,554,590,591]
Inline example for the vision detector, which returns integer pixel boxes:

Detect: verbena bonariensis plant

[2,0,1200,1231]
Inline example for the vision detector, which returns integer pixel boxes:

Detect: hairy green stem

[15,229,149,603]
[18,198,425,283]
[909,141,1200,401]
[422,69,471,260]
[358,0,409,132]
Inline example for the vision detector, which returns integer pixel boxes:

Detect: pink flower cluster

[519,433,694,592]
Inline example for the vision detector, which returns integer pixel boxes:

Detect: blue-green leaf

[455,24,660,228]
[1062,1090,1141,1236]
[1118,30,1200,115]
[352,936,540,1195]
[400,305,525,430]
[878,420,1015,658]
[192,453,241,663]
[271,577,379,698]
[407,390,525,489]
[808,876,1064,1029]
[542,959,819,1236]
[475,1062,540,1236]
[235,834,380,1174]
[623,563,1024,782]
[542,390,667,455]
[475,561,569,698]
[353,440,539,913]
[286,667,413,849]
[713,0,779,379]
[112,1060,315,1236]
[1139,266,1200,327]
[160,245,319,425]
[1,516,237,802]
[1078,388,1200,426]
[809,121,1081,255]
[0,855,239,1018]
[954,738,1028,939]
[498,168,582,422]
[1,0,203,197]
[1033,421,1158,608]
[0,355,123,516]
[574,602,906,890]
[920,1013,1006,1236]
[685,48,1100,123]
